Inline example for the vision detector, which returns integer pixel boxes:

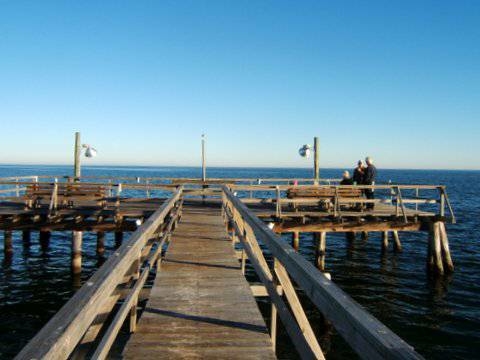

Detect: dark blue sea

[0,165,479,359]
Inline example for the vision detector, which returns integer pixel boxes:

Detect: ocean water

[0,165,479,359]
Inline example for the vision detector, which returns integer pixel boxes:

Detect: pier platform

[7,177,449,359]
[123,205,275,359]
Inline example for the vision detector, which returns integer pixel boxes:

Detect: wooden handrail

[223,198,322,359]
[91,205,180,359]
[222,185,423,360]
[15,187,183,360]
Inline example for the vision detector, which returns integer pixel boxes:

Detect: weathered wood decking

[123,204,275,359]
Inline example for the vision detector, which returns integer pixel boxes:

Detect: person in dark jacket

[352,160,364,185]
[363,156,377,209]
[340,171,354,185]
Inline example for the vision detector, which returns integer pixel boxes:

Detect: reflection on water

[0,166,479,359]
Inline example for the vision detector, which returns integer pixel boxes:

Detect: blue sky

[0,1,479,169]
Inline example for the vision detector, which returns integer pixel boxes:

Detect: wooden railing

[230,184,456,222]
[222,185,423,360]
[0,176,38,196]
[15,187,183,360]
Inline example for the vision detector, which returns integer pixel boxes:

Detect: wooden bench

[286,187,363,210]
[25,183,110,209]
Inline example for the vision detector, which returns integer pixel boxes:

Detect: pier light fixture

[298,144,312,159]
[298,137,320,184]
[82,144,98,158]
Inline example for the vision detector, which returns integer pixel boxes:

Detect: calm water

[0,165,479,359]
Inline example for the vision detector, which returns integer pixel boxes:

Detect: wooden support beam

[315,232,326,271]
[346,231,356,243]
[72,231,82,275]
[382,231,389,251]
[392,231,402,252]
[361,231,369,242]
[4,230,13,257]
[439,222,454,272]
[275,220,423,233]
[22,230,31,247]
[292,231,300,251]
[274,259,325,359]
[114,231,123,248]
[431,222,444,275]
[249,284,283,297]
[96,231,105,256]
[39,231,51,252]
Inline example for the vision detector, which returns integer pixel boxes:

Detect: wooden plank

[123,205,275,359]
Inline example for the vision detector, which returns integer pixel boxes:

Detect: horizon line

[0,163,479,172]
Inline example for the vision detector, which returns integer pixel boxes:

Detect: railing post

[415,187,419,211]
[440,187,445,217]
[275,186,281,217]
[15,177,19,197]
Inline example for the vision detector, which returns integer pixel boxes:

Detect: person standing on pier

[363,157,377,209]
[340,171,354,185]
[353,160,365,185]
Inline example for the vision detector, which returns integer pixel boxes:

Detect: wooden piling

[392,231,402,252]
[72,231,82,275]
[427,228,435,272]
[115,231,123,248]
[22,230,31,247]
[346,232,356,243]
[4,230,13,257]
[314,232,326,271]
[382,231,389,251]
[439,222,454,272]
[292,232,300,251]
[361,231,369,242]
[432,222,444,275]
[39,231,51,252]
[97,231,105,256]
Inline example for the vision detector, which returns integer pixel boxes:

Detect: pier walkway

[8,179,444,359]
[123,205,275,359]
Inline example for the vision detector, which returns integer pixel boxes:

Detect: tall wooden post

[392,231,402,252]
[439,222,454,272]
[313,137,319,184]
[201,134,206,182]
[361,231,369,242]
[22,230,31,248]
[432,222,444,275]
[4,230,13,257]
[346,232,356,243]
[39,231,51,252]
[115,231,123,248]
[428,221,454,275]
[96,231,105,256]
[292,232,300,251]
[382,231,389,251]
[74,131,81,180]
[72,231,82,275]
[315,232,326,271]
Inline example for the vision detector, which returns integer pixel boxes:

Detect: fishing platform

[0,175,455,359]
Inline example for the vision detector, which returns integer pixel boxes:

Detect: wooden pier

[123,204,275,359]
[0,176,456,359]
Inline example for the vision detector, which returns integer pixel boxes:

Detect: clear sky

[0,1,479,169]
